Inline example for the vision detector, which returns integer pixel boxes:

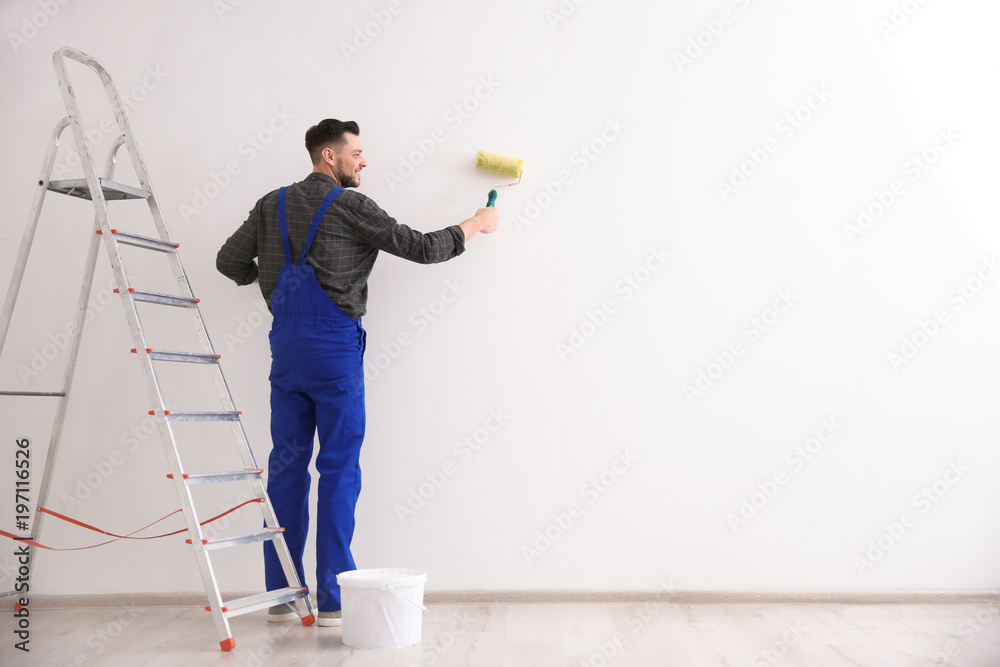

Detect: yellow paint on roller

[476,151,523,179]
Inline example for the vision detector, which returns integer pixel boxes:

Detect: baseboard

[4,589,999,610]
[425,589,1000,604]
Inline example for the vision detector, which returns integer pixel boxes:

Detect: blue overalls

[262,185,366,612]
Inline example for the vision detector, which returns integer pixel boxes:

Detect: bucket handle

[383,584,429,614]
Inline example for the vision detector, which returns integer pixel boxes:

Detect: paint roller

[475,150,523,207]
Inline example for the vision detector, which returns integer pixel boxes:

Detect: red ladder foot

[219,638,235,651]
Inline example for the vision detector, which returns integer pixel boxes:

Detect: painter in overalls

[216,118,499,626]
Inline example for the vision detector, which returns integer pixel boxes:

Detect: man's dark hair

[305,119,360,164]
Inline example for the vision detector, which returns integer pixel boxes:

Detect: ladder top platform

[48,178,148,201]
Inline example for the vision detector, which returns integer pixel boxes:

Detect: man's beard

[336,168,360,188]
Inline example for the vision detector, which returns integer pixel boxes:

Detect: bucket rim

[337,568,427,589]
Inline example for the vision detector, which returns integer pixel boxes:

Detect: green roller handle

[486,189,498,207]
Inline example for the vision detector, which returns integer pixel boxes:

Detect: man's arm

[348,195,499,264]
[216,204,260,285]
[458,207,500,241]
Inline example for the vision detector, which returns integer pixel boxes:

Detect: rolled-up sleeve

[216,205,260,285]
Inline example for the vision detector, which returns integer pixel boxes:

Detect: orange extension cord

[0,498,264,551]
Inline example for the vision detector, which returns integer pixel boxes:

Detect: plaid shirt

[216,172,466,319]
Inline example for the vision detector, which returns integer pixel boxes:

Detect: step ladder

[0,47,314,651]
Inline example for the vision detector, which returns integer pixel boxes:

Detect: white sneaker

[267,602,298,623]
[267,596,316,623]
[318,610,342,627]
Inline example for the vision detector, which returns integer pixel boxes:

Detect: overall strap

[300,187,343,263]
[277,186,293,265]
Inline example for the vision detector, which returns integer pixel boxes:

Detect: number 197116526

[15,438,29,532]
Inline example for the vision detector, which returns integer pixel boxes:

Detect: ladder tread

[211,587,308,618]
[150,410,242,422]
[189,527,284,550]
[48,177,149,200]
[168,469,263,484]
[100,229,179,253]
[134,348,220,364]
[117,288,199,308]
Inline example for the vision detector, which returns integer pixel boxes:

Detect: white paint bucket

[336,568,428,649]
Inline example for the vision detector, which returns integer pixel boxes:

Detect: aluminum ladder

[0,47,314,651]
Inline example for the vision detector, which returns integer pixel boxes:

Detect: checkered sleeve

[348,195,465,264]
[216,202,261,286]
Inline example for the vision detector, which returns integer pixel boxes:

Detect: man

[216,119,498,626]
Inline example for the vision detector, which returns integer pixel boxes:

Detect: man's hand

[460,207,500,241]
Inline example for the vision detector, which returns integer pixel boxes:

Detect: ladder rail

[53,47,261,470]
[43,47,315,648]
[0,116,70,360]
[52,47,240,644]
[2,126,127,599]
[21,221,104,592]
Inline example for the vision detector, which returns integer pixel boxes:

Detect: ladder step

[167,469,263,484]
[149,410,242,422]
[48,177,149,200]
[187,527,284,550]
[98,229,179,252]
[207,587,308,619]
[132,348,220,364]
[0,391,66,397]
[115,288,199,308]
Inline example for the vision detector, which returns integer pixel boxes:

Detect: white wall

[1,0,998,596]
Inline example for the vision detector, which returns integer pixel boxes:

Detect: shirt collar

[306,172,341,187]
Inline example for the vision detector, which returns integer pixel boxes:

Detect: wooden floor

[4,601,1000,666]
